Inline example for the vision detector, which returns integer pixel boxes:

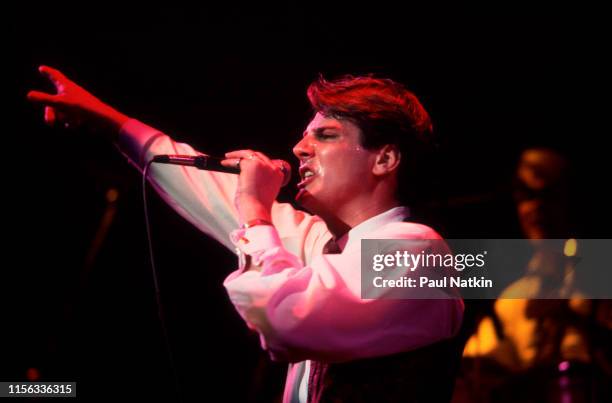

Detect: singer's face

[293,113,376,212]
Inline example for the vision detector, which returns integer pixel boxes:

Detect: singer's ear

[372,144,401,176]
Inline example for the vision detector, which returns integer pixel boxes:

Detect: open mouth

[297,166,317,188]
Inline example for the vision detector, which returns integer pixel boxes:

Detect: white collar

[336,206,410,251]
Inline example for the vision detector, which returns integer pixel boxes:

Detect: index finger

[225,150,272,164]
[224,150,256,159]
[27,90,63,106]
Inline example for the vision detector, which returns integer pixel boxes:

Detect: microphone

[152,154,292,187]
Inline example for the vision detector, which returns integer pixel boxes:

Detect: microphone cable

[142,160,183,403]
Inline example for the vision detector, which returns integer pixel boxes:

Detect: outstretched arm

[27,66,314,252]
[27,66,243,248]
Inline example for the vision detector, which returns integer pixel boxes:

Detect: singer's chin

[295,188,316,210]
[295,188,310,204]
[295,189,323,217]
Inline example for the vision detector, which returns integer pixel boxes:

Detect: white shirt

[117,119,464,403]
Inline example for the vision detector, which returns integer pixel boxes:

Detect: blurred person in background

[457,148,612,402]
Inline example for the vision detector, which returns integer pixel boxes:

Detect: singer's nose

[293,136,313,160]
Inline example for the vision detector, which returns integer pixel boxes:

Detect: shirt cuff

[230,224,283,256]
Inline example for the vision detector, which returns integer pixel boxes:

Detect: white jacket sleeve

[116,119,241,249]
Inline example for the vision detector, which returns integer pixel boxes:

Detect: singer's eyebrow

[302,126,341,138]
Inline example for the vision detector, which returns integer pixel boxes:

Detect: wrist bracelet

[242,218,273,229]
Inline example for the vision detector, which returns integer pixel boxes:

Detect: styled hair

[307,75,435,202]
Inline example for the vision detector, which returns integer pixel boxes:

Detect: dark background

[7,4,610,402]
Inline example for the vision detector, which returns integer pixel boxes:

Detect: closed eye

[315,132,339,140]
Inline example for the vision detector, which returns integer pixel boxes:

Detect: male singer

[28,66,464,402]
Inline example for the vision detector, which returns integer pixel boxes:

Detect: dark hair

[307,74,435,203]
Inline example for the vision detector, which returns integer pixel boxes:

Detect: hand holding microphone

[153,150,291,223]
[224,150,289,223]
